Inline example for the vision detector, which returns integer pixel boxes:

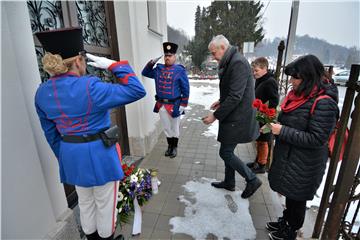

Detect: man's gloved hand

[147,55,162,68]
[179,106,186,114]
[86,53,116,69]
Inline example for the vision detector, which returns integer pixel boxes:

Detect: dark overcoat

[268,84,339,201]
[214,46,259,144]
[255,72,279,141]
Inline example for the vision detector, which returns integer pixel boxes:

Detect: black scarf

[218,46,237,79]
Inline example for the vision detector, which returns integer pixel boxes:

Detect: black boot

[246,157,258,168]
[86,231,100,240]
[241,177,262,198]
[269,221,297,240]
[251,162,266,174]
[165,137,172,156]
[99,233,124,240]
[169,137,178,158]
[266,217,286,232]
[211,181,235,191]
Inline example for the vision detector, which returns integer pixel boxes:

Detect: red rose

[252,99,262,109]
[266,108,276,118]
[259,103,269,113]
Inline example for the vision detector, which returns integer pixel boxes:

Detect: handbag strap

[310,95,332,115]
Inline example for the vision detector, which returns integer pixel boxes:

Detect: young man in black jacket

[247,57,279,173]
[202,35,262,199]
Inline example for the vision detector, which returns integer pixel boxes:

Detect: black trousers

[219,143,256,186]
[283,197,307,230]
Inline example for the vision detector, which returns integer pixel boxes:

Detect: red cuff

[118,73,136,84]
[108,61,129,71]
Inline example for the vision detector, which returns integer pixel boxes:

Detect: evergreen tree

[187,1,264,69]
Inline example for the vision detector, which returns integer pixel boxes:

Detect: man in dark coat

[202,35,261,199]
[247,57,279,173]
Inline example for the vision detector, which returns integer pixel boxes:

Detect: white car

[333,70,350,86]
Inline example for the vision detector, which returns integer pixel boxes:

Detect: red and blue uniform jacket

[35,61,146,187]
[142,63,189,118]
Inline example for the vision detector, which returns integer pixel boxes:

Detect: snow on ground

[188,82,359,234]
[170,178,256,240]
[202,121,218,139]
[189,84,219,110]
[189,83,219,138]
[189,79,220,84]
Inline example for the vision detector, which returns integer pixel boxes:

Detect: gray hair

[208,35,230,49]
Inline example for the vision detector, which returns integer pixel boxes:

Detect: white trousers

[159,106,180,138]
[76,181,119,238]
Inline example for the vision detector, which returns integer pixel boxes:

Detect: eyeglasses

[289,74,301,79]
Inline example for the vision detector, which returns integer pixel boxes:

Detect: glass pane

[27,1,64,82]
[86,54,116,83]
[76,1,110,47]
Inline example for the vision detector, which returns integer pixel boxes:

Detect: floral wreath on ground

[117,163,153,225]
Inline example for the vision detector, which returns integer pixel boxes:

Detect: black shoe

[211,181,235,191]
[266,217,286,232]
[246,161,256,168]
[165,138,173,156]
[169,147,177,158]
[169,137,178,158]
[165,146,172,156]
[251,162,266,174]
[268,222,297,240]
[241,178,262,198]
[86,231,100,240]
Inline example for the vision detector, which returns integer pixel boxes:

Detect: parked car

[333,70,350,86]
[333,70,360,86]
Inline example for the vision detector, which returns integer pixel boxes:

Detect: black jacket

[214,46,259,144]
[268,83,339,201]
[255,72,279,141]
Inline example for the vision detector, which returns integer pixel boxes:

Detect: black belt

[61,133,102,143]
[155,95,180,103]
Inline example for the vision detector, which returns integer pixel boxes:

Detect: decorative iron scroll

[27,1,64,32]
[76,1,109,47]
[86,54,116,83]
[340,163,360,239]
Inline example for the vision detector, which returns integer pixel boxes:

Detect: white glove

[179,106,186,114]
[86,53,116,69]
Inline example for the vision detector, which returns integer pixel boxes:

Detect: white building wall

[1,1,168,238]
[1,2,68,238]
[114,1,167,156]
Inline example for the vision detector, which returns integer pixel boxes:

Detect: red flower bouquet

[252,99,278,134]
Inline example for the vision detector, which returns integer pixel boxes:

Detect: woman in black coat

[248,57,279,173]
[267,55,339,240]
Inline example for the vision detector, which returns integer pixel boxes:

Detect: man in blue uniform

[142,42,190,158]
[34,27,146,240]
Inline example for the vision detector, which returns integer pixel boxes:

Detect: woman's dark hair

[284,54,326,97]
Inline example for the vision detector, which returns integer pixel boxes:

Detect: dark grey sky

[167,0,360,48]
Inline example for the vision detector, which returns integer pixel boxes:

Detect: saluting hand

[86,53,116,70]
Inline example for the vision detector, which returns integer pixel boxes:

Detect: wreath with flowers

[117,164,153,225]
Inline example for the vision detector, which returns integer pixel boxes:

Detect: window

[147,0,163,36]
